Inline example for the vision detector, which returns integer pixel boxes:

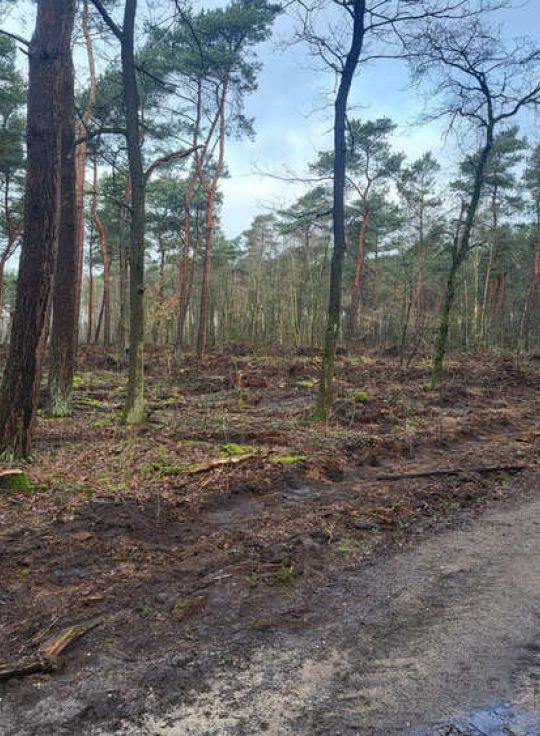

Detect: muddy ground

[1,347,540,734]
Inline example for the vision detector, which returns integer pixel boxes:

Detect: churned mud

[2,347,540,734]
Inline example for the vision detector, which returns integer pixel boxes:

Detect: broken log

[170,452,265,477]
[0,619,101,683]
[375,464,529,482]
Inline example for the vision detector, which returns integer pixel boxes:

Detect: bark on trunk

[196,77,228,360]
[347,208,369,343]
[432,125,494,387]
[92,155,111,346]
[315,0,366,420]
[0,0,75,457]
[47,23,77,417]
[74,0,96,340]
[122,0,146,423]
[86,229,93,343]
[519,233,540,348]
[116,176,130,356]
[197,191,216,358]
[175,175,196,353]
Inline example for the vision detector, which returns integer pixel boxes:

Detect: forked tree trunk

[47,25,77,417]
[0,0,75,457]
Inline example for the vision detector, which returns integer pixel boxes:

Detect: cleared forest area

[2,0,540,732]
[1,346,539,716]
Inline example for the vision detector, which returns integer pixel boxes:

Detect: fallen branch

[0,619,101,683]
[375,464,529,482]
[176,452,262,476]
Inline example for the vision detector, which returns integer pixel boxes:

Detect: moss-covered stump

[0,470,33,493]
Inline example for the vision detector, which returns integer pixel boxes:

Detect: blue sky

[2,0,539,237]
[221,0,540,236]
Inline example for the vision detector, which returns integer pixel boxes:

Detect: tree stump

[0,469,33,493]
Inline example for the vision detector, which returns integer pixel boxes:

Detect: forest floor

[1,346,540,734]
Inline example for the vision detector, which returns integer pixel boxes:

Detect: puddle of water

[416,704,540,735]
[205,497,263,528]
[284,483,353,504]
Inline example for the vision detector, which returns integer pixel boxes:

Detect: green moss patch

[272,454,306,466]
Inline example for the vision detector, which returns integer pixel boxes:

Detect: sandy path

[4,482,540,735]
[117,484,540,735]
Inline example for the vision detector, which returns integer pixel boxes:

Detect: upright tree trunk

[122,0,146,423]
[0,0,75,457]
[295,227,310,345]
[152,238,166,344]
[116,176,130,356]
[479,189,498,342]
[432,123,494,387]
[197,190,216,358]
[0,230,22,342]
[48,28,77,417]
[315,0,365,420]
[86,229,94,343]
[174,80,202,359]
[175,176,196,353]
[92,155,111,346]
[347,207,369,342]
[196,77,228,359]
[519,232,540,349]
[74,0,96,340]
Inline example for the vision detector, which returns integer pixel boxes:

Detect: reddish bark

[74,0,97,338]
[0,0,75,456]
[196,76,228,359]
[92,155,111,345]
[347,208,369,341]
[47,21,78,415]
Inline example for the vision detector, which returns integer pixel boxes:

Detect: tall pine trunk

[347,208,369,343]
[197,191,216,358]
[92,154,111,346]
[0,0,75,457]
[116,176,130,356]
[196,77,228,360]
[48,23,77,417]
[122,0,146,423]
[74,0,96,341]
[175,176,196,353]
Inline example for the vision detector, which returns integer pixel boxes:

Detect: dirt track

[4,476,540,735]
[97,478,540,736]
[121,480,540,735]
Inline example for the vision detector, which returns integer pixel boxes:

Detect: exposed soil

[1,347,540,735]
